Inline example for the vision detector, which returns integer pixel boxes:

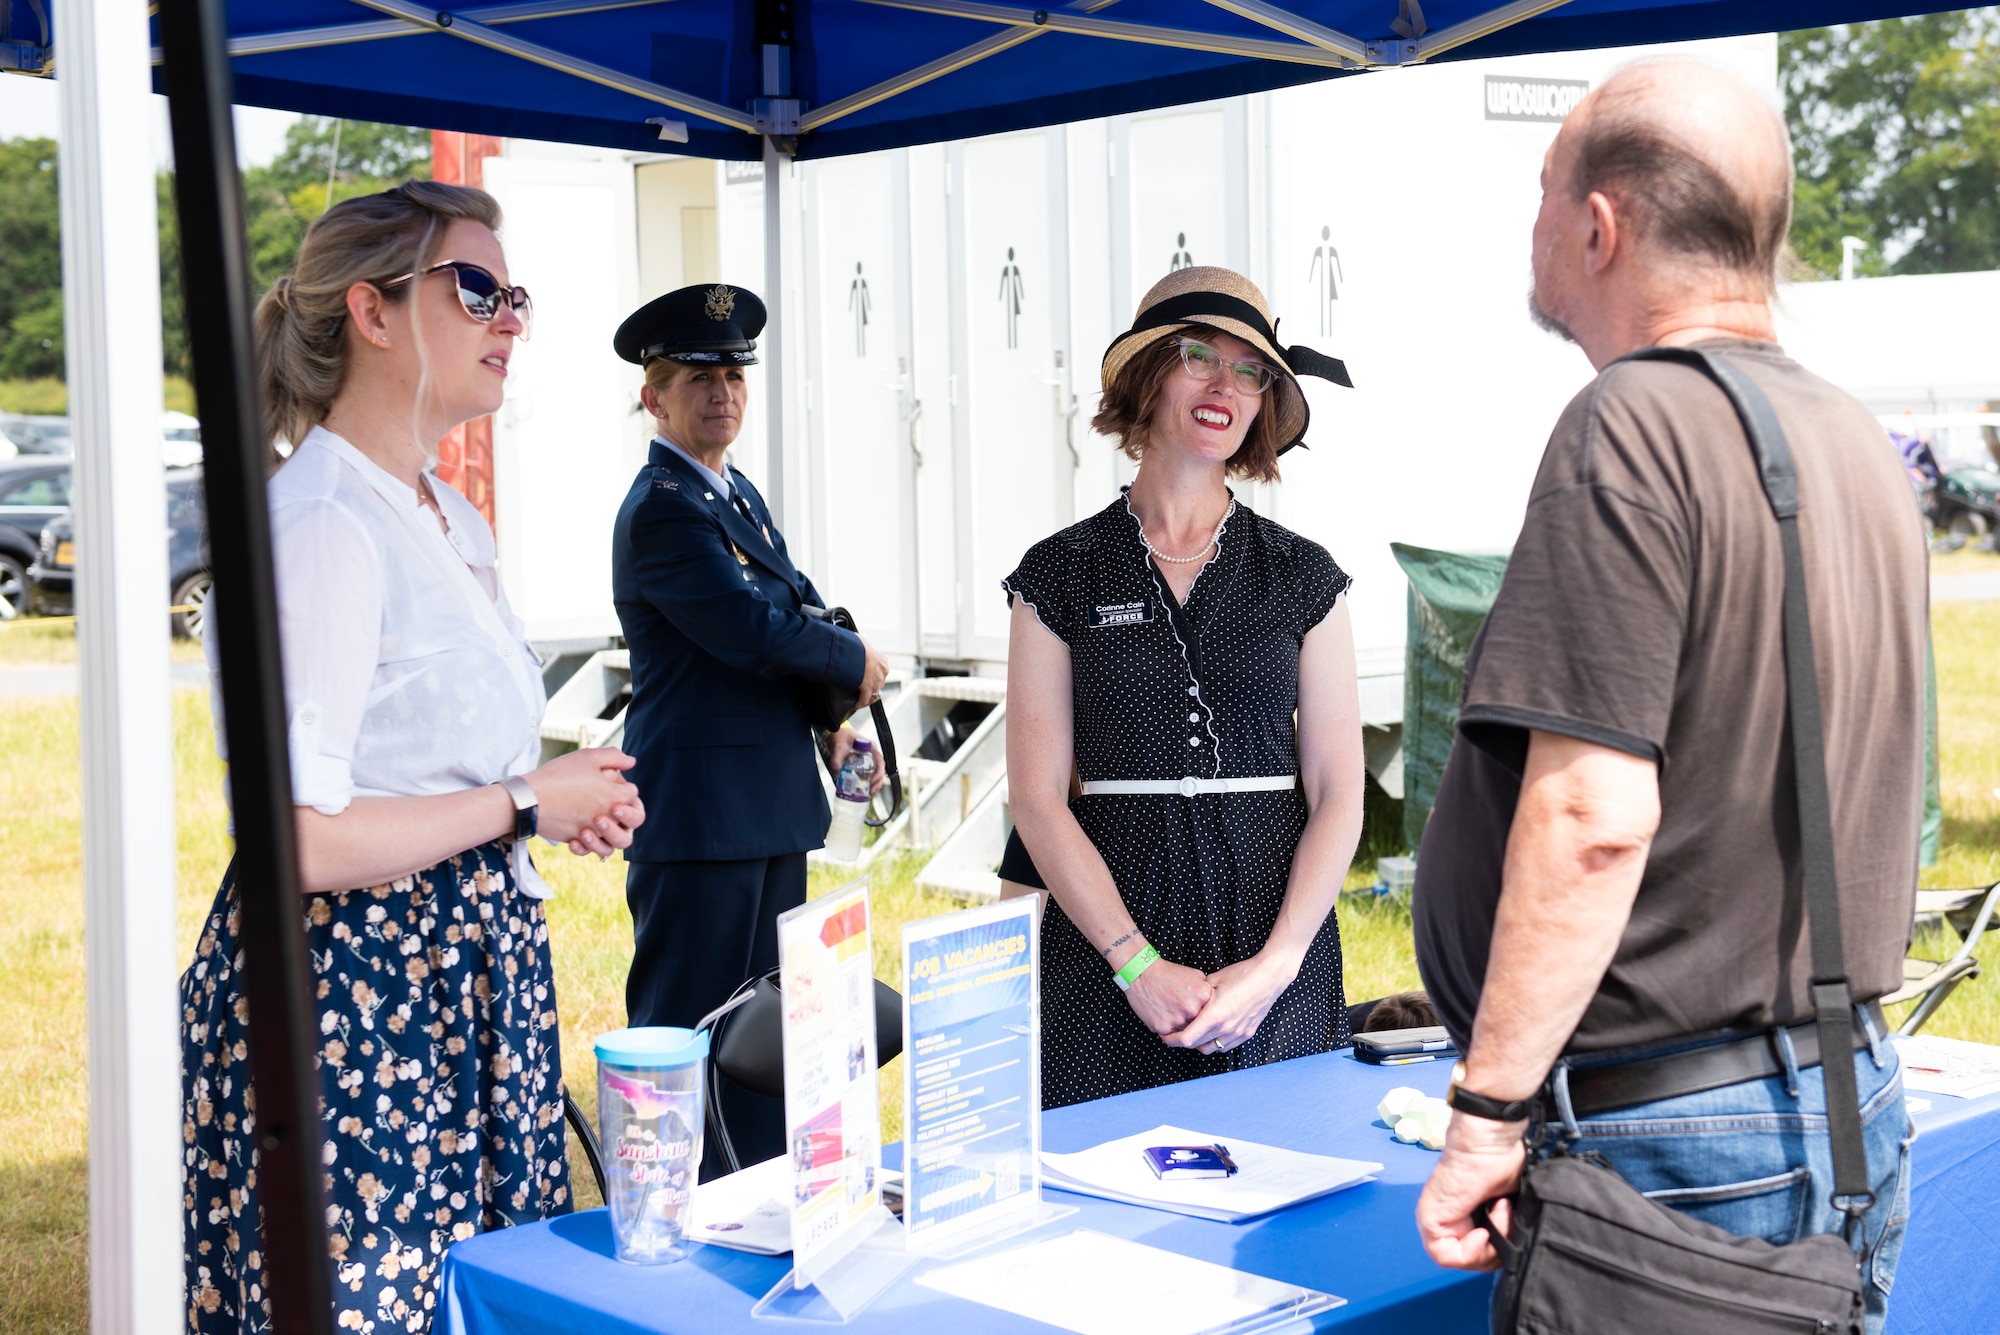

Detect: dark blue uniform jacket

[612,440,865,862]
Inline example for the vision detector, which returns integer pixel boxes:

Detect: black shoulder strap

[803,604,905,828]
[1617,346,1875,1225]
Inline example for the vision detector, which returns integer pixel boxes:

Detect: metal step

[539,649,630,761]
[914,778,1011,902]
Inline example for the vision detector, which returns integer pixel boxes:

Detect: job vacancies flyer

[901,897,1040,1245]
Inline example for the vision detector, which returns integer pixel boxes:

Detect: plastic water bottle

[824,738,876,862]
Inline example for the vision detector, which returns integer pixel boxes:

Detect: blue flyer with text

[901,896,1042,1245]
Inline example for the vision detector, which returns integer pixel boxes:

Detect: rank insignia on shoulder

[653,475,679,490]
[1088,601,1151,628]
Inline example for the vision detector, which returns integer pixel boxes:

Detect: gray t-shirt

[1413,339,1928,1054]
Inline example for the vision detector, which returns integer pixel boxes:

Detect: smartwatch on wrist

[1445,1061,1538,1122]
[499,775,539,843]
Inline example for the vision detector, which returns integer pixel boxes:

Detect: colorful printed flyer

[776,879,884,1282]
[901,896,1042,1247]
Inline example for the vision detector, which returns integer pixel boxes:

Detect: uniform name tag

[1088,601,1151,628]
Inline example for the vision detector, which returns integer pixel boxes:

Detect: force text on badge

[1089,602,1152,628]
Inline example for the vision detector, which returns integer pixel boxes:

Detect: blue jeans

[1553,1043,1912,1335]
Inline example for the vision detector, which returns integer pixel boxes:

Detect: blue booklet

[1142,1144,1239,1180]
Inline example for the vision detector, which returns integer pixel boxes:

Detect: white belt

[1080,776,1298,797]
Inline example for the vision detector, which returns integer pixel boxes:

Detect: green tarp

[1392,541,1942,867]
[1392,543,1511,855]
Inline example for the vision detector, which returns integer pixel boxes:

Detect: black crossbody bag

[799,603,904,827]
[1471,348,1877,1335]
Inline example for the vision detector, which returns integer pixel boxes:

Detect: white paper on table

[1893,1034,2000,1100]
[687,1159,904,1255]
[1040,1125,1381,1223]
[684,1156,794,1254]
[913,1229,1342,1335]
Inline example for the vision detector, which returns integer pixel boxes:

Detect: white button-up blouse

[204,426,551,897]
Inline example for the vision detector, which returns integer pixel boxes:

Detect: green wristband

[1113,943,1161,991]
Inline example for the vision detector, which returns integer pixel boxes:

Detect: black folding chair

[704,968,905,1175]
[565,1092,610,1202]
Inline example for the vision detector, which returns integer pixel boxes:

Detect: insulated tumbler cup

[594,1026,710,1264]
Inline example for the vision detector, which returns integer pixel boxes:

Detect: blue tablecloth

[1885,1087,2000,1335]
[440,1052,2000,1335]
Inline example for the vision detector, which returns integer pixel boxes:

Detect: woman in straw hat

[1003,266,1364,1107]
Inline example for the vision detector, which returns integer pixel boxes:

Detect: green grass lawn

[0,375,196,416]
[2,607,1998,1333]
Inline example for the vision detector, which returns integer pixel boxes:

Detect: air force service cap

[614,283,765,367]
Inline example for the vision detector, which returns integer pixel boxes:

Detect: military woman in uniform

[610,283,889,1173]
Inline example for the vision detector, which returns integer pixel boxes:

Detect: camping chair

[704,969,905,1176]
[1883,881,2000,1036]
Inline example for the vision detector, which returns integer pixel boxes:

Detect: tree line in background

[0,116,430,385]
[4,12,2000,387]
[1782,7,2000,278]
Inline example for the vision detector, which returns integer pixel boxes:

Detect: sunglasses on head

[381,260,534,340]
[1172,336,1276,395]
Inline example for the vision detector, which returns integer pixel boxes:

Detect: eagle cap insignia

[704,284,738,322]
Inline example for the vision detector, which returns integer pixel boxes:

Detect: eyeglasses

[1172,337,1276,395]
[381,261,534,340]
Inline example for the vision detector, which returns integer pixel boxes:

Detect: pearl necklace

[1139,499,1235,564]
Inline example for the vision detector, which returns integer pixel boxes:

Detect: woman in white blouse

[181,181,643,1335]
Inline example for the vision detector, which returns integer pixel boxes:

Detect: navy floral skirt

[181,840,570,1334]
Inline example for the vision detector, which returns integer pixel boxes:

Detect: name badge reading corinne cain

[1088,601,1152,628]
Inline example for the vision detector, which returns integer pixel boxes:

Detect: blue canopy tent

[123,0,1953,161]
[27,0,1951,1328]
[139,0,1981,542]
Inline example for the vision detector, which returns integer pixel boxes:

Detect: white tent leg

[57,0,181,1327]
[762,136,805,537]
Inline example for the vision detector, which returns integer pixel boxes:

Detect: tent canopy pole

[157,0,336,1326]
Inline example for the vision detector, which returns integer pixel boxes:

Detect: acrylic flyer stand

[896,896,1341,1335]
[752,878,912,1323]
[900,893,1074,1256]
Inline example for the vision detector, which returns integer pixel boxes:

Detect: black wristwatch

[500,775,539,843]
[1446,1061,1538,1122]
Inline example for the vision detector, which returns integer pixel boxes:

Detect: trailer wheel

[1948,511,1992,538]
[173,570,212,640]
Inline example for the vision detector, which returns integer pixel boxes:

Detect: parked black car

[0,459,72,619]
[28,466,212,638]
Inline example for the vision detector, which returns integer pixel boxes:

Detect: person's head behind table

[255,180,528,456]
[1528,59,1791,365]
[615,283,768,456]
[1094,265,1352,484]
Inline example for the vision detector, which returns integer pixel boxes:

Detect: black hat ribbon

[1106,291,1354,388]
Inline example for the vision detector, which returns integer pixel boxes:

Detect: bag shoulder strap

[806,605,905,827]
[1616,345,1875,1223]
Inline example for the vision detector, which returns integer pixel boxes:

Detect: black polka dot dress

[1003,489,1353,1109]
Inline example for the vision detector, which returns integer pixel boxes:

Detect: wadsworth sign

[1484,76,1590,123]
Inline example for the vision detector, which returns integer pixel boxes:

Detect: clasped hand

[525,746,647,859]
[1122,949,1300,1056]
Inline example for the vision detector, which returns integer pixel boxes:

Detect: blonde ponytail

[256,180,503,453]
